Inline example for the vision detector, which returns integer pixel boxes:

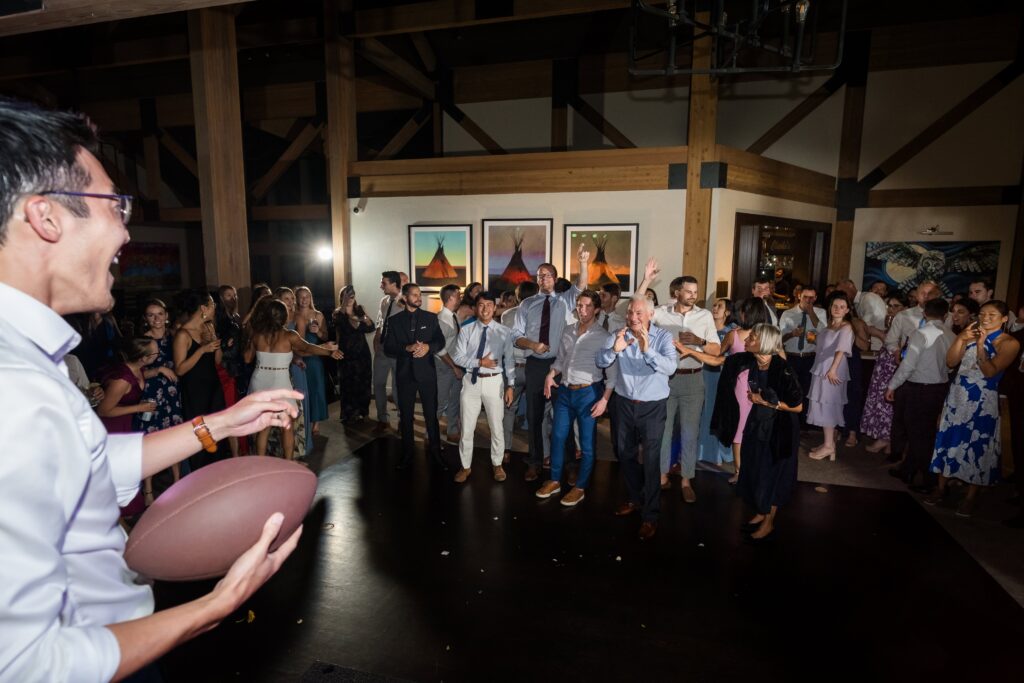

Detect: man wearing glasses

[511,245,590,481]
[0,98,303,681]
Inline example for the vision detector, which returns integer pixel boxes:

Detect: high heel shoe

[808,447,836,461]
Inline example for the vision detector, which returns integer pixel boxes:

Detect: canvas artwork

[564,224,639,295]
[862,241,999,298]
[408,224,472,292]
[483,218,552,292]
[118,242,182,289]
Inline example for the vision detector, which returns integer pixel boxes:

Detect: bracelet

[191,416,218,453]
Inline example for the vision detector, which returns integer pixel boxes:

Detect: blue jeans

[550,382,602,489]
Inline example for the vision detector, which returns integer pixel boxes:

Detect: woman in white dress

[245,298,343,460]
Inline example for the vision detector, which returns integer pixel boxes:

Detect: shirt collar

[0,282,81,362]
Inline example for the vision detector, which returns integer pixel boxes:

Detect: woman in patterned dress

[140,299,186,502]
[862,294,907,455]
[926,301,1020,517]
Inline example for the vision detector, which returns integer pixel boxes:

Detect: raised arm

[634,257,660,299]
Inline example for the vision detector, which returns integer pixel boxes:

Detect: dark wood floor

[157,439,1022,682]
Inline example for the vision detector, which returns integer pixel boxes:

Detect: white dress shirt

[375,294,403,336]
[855,291,888,351]
[885,306,951,353]
[759,297,779,325]
[779,305,827,355]
[888,320,955,390]
[0,283,152,683]
[501,305,527,365]
[511,286,581,360]
[651,304,719,370]
[597,309,625,333]
[435,306,460,360]
[452,320,517,385]
[551,321,619,387]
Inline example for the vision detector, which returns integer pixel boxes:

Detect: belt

[257,366,289,371]
[515,362,527,368]
[565,383,593,390]
[905,380,947,387]
[476,372,502,378]
[674,367,702,375]
[790,352,816,358]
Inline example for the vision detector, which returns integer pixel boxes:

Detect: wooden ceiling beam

[357,38,436,100]
[250,121,324,199]
[349,0,630,38]
[373,105,432,160]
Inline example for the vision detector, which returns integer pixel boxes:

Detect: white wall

[849,205,1018,296]
[349,190,686,308]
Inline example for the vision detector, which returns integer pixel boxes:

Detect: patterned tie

[798,311,807,351]
[539,295,551,346]
[471,325,488,384]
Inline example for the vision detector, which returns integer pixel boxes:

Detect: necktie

[381,297,395,339]
[602,312,609,331]
[798,311,807,351]
[539,295,551,346]
[471,326,488,384]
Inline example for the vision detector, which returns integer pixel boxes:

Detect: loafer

[493,465,507,482]
[453,468,471,483]
[535,480,561,499]
[614,502,639,516]
[638,521,657,540]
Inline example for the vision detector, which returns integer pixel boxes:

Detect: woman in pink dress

[806,292,855,461]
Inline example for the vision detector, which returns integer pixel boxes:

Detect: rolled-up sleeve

[106,433,144,507]
[0,371,122,683]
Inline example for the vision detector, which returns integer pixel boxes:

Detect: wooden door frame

[731,212,832,301]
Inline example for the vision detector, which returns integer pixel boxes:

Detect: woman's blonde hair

[751,323,783,356]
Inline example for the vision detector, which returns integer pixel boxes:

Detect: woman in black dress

[173,290,228,468]
[333,285,375,422]
[712,323,804,542]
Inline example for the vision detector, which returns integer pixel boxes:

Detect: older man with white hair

[597,295,677,540]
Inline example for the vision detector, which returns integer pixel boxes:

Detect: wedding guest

[173,290,227,468]
[806,291,854,461]
[840,304,871,447]
[333,286,375,422]
[457,281,483,324]
[927,301,1020,517]
[276,286,311,456]
[296,285,328,437]
[712,324,803,541]
[950,298,980,334]
[645,288,659,307]
[697,297,737,465]
[140,298,186,498]
[435,284,464,443]
[373,271,403,431]
[862,294,907,455]
[779,287,825,415]
[502,280,538,463]
[598,282,625,331]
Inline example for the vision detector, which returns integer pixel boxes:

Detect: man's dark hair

[924,298,949,320]
[601,282,621,299]
[953,298,979,316]
[753,277,772,288]
[536,263,558,278]
[554,277,572,294]
[401,283,419,296]
[476,291,497,303]
[439,284,460,304]
[516,281,539,300]
[381,271,400,287]
[577,289,601,309]
[738,297,770,330]
[0,98,101,245]
[970,278,994,292]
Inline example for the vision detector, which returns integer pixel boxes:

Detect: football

[124,456,317,581]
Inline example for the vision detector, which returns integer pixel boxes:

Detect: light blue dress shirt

[597,323,678,401]
[452,319,517,386]
[511,286,581,360]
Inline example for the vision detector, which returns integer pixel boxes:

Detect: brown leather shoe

[681,485,697,504]
[454,468,472,483]
[614,502,639,516]
[560,487,585,507]
[638,521,657,540]
[524,465,540,482]
[535,480,561,499]
[493,465,507,482]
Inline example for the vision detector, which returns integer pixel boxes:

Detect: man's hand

[479,353,498,369]
[643,257,659,283]
[207,389,303,439]
[577,242,591,263]
[590,397,608,418]
[532,340,550,354]
[411,341,429,358]
[635,325,649,353]
[612,327,634,353]
[453,367,464,381]
[884,388,895,402]
[673,341,692,356]
[504,387,515,408]
[543,372,558,399]
[787,326,804,340]
[204,513,303,627]
[678,331,703,346]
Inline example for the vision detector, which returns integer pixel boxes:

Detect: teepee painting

[484,219,552,292]
[565,223,638,295]
[409,224,472,291]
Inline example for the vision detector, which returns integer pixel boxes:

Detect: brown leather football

[124,456,316,581]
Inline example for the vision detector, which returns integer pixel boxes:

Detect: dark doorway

[732,213,832,303]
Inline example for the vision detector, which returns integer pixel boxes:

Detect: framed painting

[482,218,552,293]
[564,223,639,295]
[862,241,999,299]
[117,242,182,289]
[408,224,472,292]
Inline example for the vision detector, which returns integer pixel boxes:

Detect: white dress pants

[459,373,506,469]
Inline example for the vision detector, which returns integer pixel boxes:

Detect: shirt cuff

[106,432,144,508]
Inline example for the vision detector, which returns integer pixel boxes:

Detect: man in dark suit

[383,283,448,469]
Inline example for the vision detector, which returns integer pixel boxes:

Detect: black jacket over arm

[710,352,803,460]
[382,308,446,382]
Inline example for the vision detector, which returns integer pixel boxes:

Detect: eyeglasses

[536,272,555,280]
[40,191,133,224]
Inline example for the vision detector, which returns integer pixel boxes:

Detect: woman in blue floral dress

[141,299,186,503]
[927,301,1021,517]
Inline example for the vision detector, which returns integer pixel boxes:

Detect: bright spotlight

[317,246,333,262]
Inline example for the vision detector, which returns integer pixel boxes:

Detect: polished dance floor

[157,438,1022,682]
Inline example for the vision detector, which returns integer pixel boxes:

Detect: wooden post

[551,59,569,152]
[829,32,871,283]
[1009,151,1024,310]
[188,7,251,293]
[683,12,716,294]
[325,0,357,294]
